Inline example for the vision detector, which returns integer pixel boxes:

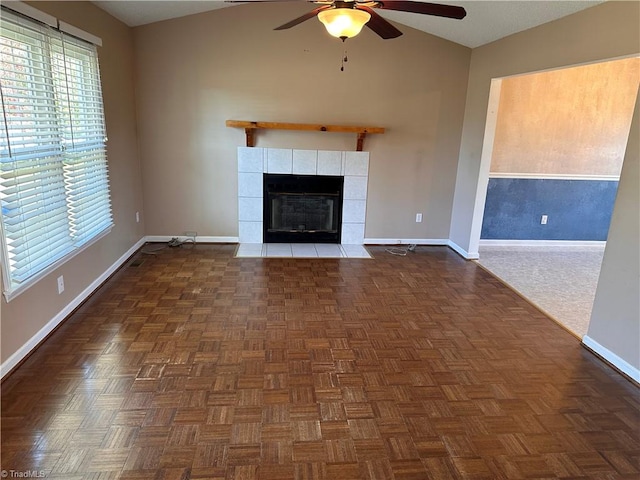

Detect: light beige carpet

[476,245,605,338]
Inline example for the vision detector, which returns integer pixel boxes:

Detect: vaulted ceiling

[92,0,605,48]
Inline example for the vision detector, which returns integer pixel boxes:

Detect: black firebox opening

[264,174,343,243]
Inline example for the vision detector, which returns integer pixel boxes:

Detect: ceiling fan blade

[358,6,403,39]
[374,1,466,20]
[274,5,331,30]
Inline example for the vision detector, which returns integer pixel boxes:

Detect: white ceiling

[92,0,605,48]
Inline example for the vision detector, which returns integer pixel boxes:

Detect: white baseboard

[1,237,146,379]
[479,239,607,248]
[197,236,239,243]
[364,238,448,246]
[363,238,481,260]
[145,235,239,243]
[447,240,479,260]
[582,335,640,383]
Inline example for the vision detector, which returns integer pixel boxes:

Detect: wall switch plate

[416,213,423,223]
[136,211,140,223]
[541,214,548,225]
[57,275,64,294]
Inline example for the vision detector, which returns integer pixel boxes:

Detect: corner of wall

[447,240,479,260]
[582,335,640,384]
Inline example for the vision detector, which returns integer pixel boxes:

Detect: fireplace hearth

[264,174,343,243]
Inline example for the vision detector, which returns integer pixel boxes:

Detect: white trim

[468,78,503,258]
[0,237,146,379]
[479,239,607,248]
[0,213,11,299]
[145,236,239,244]
[1,2,102,47]
[2,1,56,27]
[447,240,479,260]
[582,335,640,383]
[364,238,448,246]
[195,236,239,243]
[489,173,619,181]
[58,20,102,47]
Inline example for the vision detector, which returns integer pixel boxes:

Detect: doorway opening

[472,56,639,337]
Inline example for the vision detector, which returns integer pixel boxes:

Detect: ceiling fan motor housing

[318,5,372,40]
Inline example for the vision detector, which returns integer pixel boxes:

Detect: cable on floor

[385,244,417,256]
[141,237,196,255]
[168,237,195,248]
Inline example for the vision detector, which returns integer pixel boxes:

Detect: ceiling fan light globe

[318,8,371,39]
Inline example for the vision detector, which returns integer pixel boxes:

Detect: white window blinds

[0,8,112,299]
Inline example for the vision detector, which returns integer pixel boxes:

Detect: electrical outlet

[57,275,64,294]
[135,211,140,223]
[415,213,423,223]
[541,214,548,225]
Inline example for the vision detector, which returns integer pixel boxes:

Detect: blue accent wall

[481,178,618,240]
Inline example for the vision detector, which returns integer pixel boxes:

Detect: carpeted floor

[476,245,606,338]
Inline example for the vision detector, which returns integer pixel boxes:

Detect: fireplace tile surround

[237,147,369,244]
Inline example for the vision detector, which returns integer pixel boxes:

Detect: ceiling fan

[233,1,466,41]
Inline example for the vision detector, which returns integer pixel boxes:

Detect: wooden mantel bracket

[226,120,385,152]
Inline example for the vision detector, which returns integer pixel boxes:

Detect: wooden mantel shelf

[226,120,385,152]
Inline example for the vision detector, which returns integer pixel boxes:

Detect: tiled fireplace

[238,147,369,244]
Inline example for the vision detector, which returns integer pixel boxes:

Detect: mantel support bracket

[245,128,255,148]
[226,120,385,152]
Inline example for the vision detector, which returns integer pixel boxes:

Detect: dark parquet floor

[1,244,638,479]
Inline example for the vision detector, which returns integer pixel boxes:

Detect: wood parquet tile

[2,244,639,479]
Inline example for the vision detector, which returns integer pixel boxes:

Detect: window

[0,8,112,300]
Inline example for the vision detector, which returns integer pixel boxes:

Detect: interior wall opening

[472,56,640,338]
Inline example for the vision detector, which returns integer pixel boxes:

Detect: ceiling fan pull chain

[341,49,348,72]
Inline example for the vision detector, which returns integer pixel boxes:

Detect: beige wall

[449,1,640,256]
[491,58,639,176]
[1,2,144,365]
[133,3,470,241]
[586,89,639,375]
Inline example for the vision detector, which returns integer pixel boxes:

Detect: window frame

[0,5,111,302]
